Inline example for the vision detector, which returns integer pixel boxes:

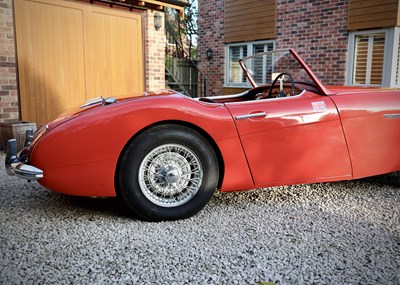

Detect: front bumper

[5,138,43,180]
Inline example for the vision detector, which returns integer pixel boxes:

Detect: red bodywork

[27,51,400,197]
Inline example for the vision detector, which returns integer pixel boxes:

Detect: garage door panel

[86,8,143,99]
[15,0,86,124]
[14,0,143,125]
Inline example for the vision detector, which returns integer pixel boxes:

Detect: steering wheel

[268,72,295,98]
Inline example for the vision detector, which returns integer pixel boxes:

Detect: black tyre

[118,124,219,221]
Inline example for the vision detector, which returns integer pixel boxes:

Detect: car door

[225,91,352,187]
[329,89,400,179]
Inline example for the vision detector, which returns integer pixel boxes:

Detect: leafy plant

[165,0,198,60]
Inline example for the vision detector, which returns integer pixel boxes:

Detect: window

[353,33,385,85]
[347,28,400,87]
[395,31,400,87]
[225,41,274,87]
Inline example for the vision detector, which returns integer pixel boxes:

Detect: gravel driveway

[0,152,399,284]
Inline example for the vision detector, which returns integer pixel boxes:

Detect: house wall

[198,0,350,96]
[275,0,349,86]
[144,10,166,91]
[197,0,225,96]
[0,0,19,123]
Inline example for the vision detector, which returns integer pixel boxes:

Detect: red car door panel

[329,90,400,178]
[225,91,352,186]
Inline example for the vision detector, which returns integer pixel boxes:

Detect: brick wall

[0,0,19,123]
[276,0,349,85]
[197,0,350,95]
[0,0,19,150]
[144,10,166,91]
[197,0,225,96]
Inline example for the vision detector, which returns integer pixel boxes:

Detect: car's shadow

[7,182,138,220]
[357,171,400,188]
[210,171,400,209]
[57,195,135,218]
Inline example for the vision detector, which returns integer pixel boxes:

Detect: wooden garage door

[14,0,143,125]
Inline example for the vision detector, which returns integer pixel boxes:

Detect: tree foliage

[165,0,198,60]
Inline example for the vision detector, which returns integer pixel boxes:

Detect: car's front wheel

[118,125,219,221]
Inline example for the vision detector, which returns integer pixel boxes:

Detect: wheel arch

[114,120,225,195]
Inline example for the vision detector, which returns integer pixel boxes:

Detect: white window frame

[224,40,275,88]
[392,28,400,87]
[346,27,400,87]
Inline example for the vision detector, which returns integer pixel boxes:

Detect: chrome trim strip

[205,91,249,101]
[236,112,267,120]
[80,97,104,108]
[297,89,306,96]
[384,114,400,119]
[80,96,117,108]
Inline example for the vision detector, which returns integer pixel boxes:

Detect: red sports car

[5,49,400,221]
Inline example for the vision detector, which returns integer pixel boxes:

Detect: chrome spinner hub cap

[138,144,203,207]
[165,166,180,184]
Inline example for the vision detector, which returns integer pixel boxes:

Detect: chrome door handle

[384,114,400,119]
[235,112,267,120]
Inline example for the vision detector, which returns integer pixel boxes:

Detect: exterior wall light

[154,12,162,31]
[206,48,213,60]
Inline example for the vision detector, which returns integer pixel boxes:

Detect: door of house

[14,0,144,125]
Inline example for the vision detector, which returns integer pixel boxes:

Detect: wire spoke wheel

[139,144,203,207]
[118,125,219,221]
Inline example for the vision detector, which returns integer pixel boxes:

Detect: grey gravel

[0,152,399,285]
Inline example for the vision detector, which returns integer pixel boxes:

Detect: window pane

[229,45,247,83]
[370,35,385,85]
[354,36,368,84]
[226,41,274,86]
[353,33,385,85]
[252,43,274,84]
[396,33,400,87]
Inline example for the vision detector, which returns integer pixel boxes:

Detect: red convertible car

[5,49,400,221]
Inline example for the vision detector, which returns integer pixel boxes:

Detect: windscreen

[239,49,317,88]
